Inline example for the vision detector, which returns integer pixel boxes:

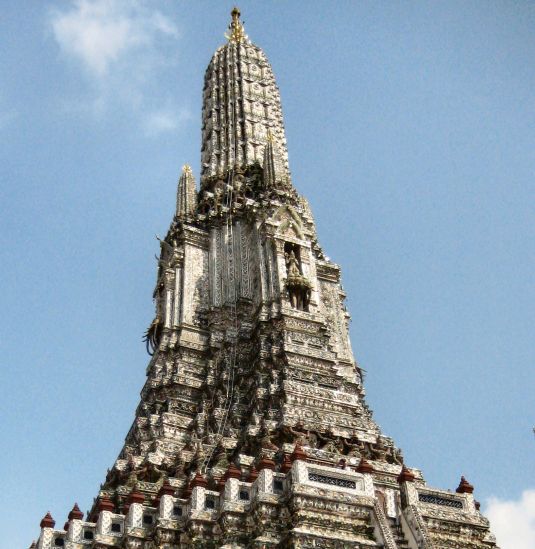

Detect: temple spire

[201,7,290,180]
[176,164,197,219]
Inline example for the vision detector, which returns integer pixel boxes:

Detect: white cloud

[485,490,535,549]
[50,0,177,77]
[49,0,184,134]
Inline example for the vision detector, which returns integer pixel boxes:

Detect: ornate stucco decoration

[29,8,500,549]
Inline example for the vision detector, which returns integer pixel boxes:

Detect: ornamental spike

[226,7,246,43]
[263,133,286,189]
[40,511,55,529]
[176,164,197,220]
[68,502,84,521]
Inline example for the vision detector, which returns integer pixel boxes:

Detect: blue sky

[1,2,534,547]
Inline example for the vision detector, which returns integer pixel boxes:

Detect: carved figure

[143,317,163,355]
[285,250,312,311]
[372,437,388,462]
[342,437,365,458]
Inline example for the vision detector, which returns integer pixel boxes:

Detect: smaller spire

[176,164,197,220]
[226,7,246,43]
[263,133,285,188]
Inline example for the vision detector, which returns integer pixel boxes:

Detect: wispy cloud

[50,0,178,77]
[485,490,535,549]
[49,0,184,134]
[144,107,191,137]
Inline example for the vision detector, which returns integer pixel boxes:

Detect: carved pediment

[273,204,305,240]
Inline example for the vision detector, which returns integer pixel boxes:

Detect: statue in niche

[285,247,311,311]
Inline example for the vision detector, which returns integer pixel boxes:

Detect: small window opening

[239,490,250,501]
[205,497,216,510]
[173,505,183,516]
[274,479,284,492]
[111,522,121,533]
[83,530,94,540]
[143,513,154,525]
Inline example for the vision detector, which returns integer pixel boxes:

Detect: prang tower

[32,10,499,549]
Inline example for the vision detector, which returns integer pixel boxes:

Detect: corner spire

[263,132,286,188]
[176,164,197,220]
[226,7,246,43]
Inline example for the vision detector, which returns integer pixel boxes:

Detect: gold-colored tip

[226,6,245,43]
[231,7,241,21]
[182,164,192,175]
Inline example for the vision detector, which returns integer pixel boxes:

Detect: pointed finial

[456,475,474,494]
[226,6,246,43]
[357,458,374,474]
[397,465,416,483]
[191,471,208,488]
[224,462,242,480]
[263,132,286,188]
[40,511,55,528]
[291,443,308,463]
[280,453,292,473]
[68,502,84,521]
[247,465,259,482]
[176,164,197,219]
[128,490,145,504]
[97,495,115,512]
[158,479,176,497]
